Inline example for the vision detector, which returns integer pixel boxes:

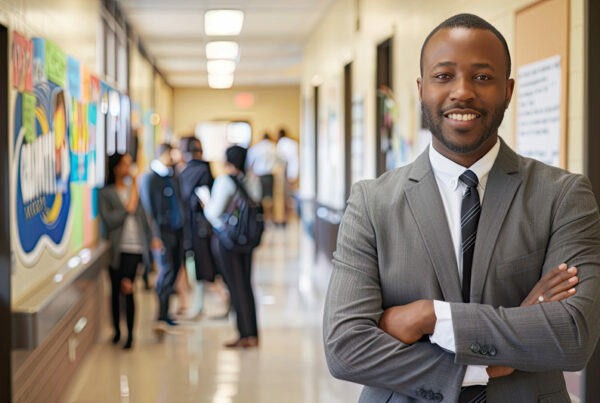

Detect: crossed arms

[323,176,600,401]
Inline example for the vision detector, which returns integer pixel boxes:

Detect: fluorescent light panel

[208,74,234,89]
[207,60,236,75]
[204,10,244,36]
[205,41,239,60]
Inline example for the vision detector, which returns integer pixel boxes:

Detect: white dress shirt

[427,139,501,386]
[246,139,277,176]
[276,137,299,181]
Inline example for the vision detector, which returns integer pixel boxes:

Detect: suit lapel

[470,141,521,303]
[405,150,463,302]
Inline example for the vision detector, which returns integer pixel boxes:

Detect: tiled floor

[62,219,361,403]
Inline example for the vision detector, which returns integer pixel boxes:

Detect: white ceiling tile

[118,0,335,87]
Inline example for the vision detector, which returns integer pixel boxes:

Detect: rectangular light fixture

[207,60,236,75]
[204,10,244,36]
[208,74,234,89]
[205,41,239,60]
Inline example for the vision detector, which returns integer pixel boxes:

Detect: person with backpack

[202,145,263,348]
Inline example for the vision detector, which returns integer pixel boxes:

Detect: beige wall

[129,44,154,112]
[300,0,586,206]
[154,73,174,141]
[173,85,300,145]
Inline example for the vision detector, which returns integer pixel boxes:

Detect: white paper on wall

[516,55,561,167]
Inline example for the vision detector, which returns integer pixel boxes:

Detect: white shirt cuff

[429,301,489,386]
[462,365,489,386]
[429,300,455,352]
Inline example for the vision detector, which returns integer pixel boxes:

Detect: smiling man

[324,14,600,403]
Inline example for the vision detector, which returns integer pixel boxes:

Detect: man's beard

[421,102,506,154]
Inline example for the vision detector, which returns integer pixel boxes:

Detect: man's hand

[378,300,435,344]
[487,263,578,378]
[520,263,577,306]
[151,237,163,251]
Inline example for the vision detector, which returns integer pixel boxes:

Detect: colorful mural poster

[12,79,72,266]
[12,31,33,92]
[45,39,66,87]
[66,54,100,249]
[32,38,46,85]
[11,35,115,265]
[67,56,81,101]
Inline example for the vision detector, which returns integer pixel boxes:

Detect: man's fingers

[539,266,577,293]
[529,263,567,295]
[544,275,578,299]
[547,286,577,302]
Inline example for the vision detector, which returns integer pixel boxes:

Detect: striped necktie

[459,170,480,303]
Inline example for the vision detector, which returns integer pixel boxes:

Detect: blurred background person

[202,146,259,348]
[275,128,299,226]
[178,136,220,318]
[139,143,185,338]
[98,153,152,350]
[246,133,277,222]
[171,141,191,316]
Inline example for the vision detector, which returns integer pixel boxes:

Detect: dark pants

[259,174,274,199]
[191,234,217,282]
[212,236,258,338]
[109,253,142,339]
[154,228,184,321]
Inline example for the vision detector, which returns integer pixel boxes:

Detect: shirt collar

[429,139,501,192]
[151,159,172,177]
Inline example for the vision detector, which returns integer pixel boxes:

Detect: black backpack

[218,175,265,253]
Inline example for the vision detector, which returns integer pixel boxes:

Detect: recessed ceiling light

[208,74,234,89]
[205,10,244,36]
[207,60,236,75]
[205,41,239,60]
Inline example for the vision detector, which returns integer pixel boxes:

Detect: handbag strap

[229,175,252,202]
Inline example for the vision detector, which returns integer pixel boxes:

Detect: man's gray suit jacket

[323,140,600,402]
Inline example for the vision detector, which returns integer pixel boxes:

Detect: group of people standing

[98,131,288,349]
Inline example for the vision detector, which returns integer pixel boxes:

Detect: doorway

[344,62,352,201]
[376,37,392,177]
[313,85,319,197]
[0,23,12,402]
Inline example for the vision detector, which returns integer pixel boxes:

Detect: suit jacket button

[489,346,497,356]
[470,343,480,353]
[480,345,489,355]
[434,393,443,401]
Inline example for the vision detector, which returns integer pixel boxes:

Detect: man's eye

[475,74,491,80]
[434,73,451,80]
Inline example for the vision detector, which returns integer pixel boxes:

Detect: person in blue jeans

[139,143,186,339]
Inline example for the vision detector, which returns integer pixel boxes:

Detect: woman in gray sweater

[98,153,151,349]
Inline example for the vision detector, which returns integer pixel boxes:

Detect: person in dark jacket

[139,143,186,338]
[98,153,151,349]
[178,137,218,317]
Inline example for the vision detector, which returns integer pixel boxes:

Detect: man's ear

[417,77,423,102]
[505,78,515,109]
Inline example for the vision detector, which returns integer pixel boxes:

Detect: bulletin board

[514,0,569,168]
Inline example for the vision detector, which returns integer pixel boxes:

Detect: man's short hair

[420,13,511,79]
[189,138,203,154]
[156,143,172,158]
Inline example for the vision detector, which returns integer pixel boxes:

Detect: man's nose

[449,77,475,103]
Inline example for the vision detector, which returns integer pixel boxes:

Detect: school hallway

[61,219,361,403]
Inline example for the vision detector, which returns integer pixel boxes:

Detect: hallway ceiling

[118,0,335,88]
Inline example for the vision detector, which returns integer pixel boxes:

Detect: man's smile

[441,108,483,129]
